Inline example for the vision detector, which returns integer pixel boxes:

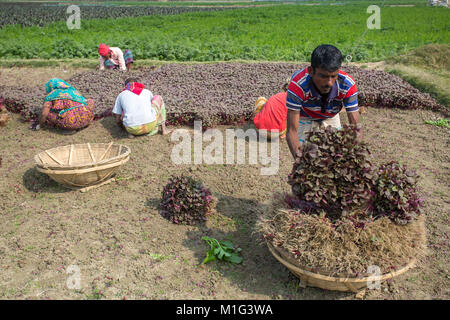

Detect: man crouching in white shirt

[112,78,170,138]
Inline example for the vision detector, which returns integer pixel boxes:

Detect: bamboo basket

[266,241,416,293]
[34,142,130,191]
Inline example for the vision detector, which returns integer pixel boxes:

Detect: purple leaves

[160,175,217,226]
[288,125,375,221]
[1,63,445,127]
[0,4,238,28]
[287,125,424,225]
[373,161,423,225]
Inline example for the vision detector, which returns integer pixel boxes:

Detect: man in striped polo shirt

[286,44,362,159]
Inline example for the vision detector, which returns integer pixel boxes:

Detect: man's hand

[356,126,363,142]
[114,113,123,124]
[347,110,363,142]
[287,109,301,159]
[114,113,126,130]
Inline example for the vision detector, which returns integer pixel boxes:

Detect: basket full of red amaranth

[257,125,426,292]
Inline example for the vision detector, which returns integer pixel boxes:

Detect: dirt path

[0,67,90,87]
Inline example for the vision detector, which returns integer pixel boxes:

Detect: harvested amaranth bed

[0,63,446,126]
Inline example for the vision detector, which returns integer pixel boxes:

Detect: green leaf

[221,240,234,249]
[200,236,243,265]
[226,254,243,264]
[201,250,217,265]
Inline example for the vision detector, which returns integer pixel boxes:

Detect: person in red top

[253,79,289,139]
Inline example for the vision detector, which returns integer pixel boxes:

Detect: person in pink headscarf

[98,43,134,71]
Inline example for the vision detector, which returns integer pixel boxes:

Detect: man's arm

[342,78,362,142]
[112,94,124,126]
[287,109,301,159]
[347,111,362,142]
[114,113,122,123]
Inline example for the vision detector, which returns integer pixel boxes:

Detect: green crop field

[0,1,448,62]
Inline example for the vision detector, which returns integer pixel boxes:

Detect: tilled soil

[0,88,448,300]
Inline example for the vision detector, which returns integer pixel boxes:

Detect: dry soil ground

[0,66,448,300]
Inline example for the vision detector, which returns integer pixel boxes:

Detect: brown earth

[0,66,448,300]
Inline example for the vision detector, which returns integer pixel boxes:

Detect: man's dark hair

[124,77,140,86]
[310,45,343,72]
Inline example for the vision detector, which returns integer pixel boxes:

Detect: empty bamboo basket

[34,142,130,190]
[266,241,416,293]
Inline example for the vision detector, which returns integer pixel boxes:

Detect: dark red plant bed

[0,63,446,128]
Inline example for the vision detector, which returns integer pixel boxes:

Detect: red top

[253,92,287,132]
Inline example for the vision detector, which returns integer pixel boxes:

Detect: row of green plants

[1,4,448,62]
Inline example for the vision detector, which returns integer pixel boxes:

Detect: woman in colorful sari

[112,78,169,138]
[37,78,94,134]
[98,43,134,71]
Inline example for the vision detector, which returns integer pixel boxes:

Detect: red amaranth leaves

[0,63,446,126]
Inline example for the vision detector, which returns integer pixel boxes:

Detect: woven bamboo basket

[34,142,130,191]
[266,241,416,293]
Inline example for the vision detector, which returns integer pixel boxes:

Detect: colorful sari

[43,78,94,130]
[125,95,166,136]
[45,99,95,130]
[44,78,87,105]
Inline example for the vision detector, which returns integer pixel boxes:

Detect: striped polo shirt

[286,67,359,120]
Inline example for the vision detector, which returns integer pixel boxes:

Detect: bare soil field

[0,66,448,300]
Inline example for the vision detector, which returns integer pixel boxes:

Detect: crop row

[1,4,449,62]
[0,3,238,28]
[0,63,446,127]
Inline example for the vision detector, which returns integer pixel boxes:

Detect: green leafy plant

[424,118,449,129]
[160,175,217,225]
[201,236,242,265]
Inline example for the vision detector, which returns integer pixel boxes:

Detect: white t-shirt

[112,89,156,127]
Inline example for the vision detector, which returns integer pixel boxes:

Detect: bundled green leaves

[201,236,243,265]
[160,175,217,225]
[373,162,424,225]
[288,125,375,221]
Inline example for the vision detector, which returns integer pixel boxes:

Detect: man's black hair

[124,77,140,86]
[310,45,343,72]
